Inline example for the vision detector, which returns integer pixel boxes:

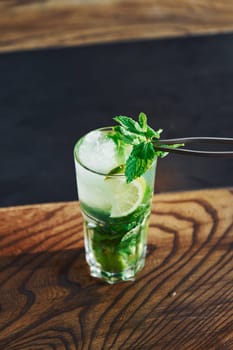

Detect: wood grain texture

[1,0,233,52]
[0,188,233,349]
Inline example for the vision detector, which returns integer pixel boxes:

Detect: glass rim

[73,126,125,177]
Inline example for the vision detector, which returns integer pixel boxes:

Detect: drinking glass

[74,128,157,283]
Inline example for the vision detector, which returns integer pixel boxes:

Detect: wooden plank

[0,0,233,53]
[0,188,233,349]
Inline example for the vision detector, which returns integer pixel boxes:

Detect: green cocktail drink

[73,113,181,283]
[74,127,156,283]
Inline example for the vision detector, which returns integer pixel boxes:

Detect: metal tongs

[153,137,233,157]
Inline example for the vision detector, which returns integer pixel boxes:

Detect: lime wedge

[107,177,146,218]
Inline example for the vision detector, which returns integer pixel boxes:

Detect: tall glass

[74,128,157,284]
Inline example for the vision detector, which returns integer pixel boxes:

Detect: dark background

[1,33,233,207]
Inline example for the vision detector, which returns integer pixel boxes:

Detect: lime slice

[107,177,146,218]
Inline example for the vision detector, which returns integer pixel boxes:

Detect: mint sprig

[108,112,184,183]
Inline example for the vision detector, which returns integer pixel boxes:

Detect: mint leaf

[125,142,155,183]
[114,126,139,144]
[153,142,185,158]
[138,112,147,132]
[114,116,144,135]
[147,126,163,139]
[155,143,184,149]
[107,128,126,159]
[107,112,184,183]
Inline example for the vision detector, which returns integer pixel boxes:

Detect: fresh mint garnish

[125,142,155,183]
[108,112,184,183]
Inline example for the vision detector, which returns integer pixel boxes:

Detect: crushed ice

[77,130,121,173]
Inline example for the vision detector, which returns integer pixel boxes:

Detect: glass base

[82,209,150,284]
[89,256,145,284]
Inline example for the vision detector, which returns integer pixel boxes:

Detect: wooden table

[0,188,232,349]
[1,0,233,53]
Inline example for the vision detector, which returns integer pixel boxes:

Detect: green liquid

[81,184,152,282]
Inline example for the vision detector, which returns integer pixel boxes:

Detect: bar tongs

[153,137,233,157]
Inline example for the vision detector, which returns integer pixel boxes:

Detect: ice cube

[75,164,111,213]
[74,128,132,212]
[77,130,120,173]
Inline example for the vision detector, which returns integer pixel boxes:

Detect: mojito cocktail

[74,127,156,283]
[73,113,180,283]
